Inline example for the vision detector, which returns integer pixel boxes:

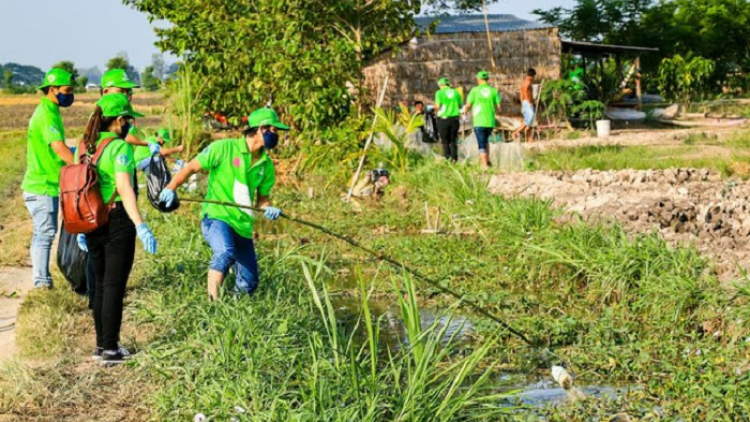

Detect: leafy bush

[658,55,716,106]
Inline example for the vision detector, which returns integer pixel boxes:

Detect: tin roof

[414,14,555,34]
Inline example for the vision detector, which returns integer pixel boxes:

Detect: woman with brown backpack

[72,93,158,365]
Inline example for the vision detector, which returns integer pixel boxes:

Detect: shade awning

[562,40,659,55]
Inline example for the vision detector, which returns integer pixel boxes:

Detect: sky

[0,0,576,72]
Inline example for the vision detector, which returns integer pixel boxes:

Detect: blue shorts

[201,217,259,295]
[474,127,493,153]
[522,101,535,127]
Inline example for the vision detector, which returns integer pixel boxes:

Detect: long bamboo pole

[482,0,497,70]
[346,76,389,202]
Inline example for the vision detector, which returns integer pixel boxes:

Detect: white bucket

[596,119,611,138]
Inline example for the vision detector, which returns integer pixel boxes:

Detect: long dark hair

[81,106,117,155]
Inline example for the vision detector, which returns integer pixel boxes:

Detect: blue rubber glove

[159,188,176,207]
[76,234,88,252]
[263,206,282,221]
[148,142,161,155]
[136,223,157,255]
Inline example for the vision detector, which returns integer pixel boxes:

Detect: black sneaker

[92,347,103,360]
[100,350,127,365]
[117,345,133,360]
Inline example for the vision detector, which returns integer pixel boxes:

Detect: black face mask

[120,122,132,139]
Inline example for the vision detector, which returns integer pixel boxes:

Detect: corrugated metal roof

[415,14,555,34]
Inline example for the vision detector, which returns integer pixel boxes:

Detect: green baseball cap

[101,69,139,89]
[477,71,489,80]
[246,108,290,130]
[157,128,172,142]
[96,93,144,118]
[438,77,450,86]
[37,68,73,90]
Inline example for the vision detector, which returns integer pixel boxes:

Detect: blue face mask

[263,129,279,150]
[56,93,75,108]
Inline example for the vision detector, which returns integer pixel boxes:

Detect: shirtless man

[512,68,536,141]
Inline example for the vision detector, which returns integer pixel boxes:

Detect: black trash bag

[147,153,180,212]
[56,223,87,295]
[423,110,438,143]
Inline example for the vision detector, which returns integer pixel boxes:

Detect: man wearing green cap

[133,128,184,172]
[159,108,289,301]
[21,68,76,289]
[100,68,161,156]
[464,71,502,169]
[434,77,462,162]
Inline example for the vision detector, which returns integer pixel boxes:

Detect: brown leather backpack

[59,138,117,234]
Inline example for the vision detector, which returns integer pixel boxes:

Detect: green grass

[525,143,750,177]
[5,147,750,420]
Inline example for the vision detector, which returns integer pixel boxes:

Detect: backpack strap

[91,137,117,165]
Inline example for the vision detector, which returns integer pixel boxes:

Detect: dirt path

[521,126,745,152]
[0,266,31,363]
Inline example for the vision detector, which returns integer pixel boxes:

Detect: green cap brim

[271,122,290,130]
[111,110,144,118]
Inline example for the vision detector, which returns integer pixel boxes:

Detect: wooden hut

[362,14,561,114]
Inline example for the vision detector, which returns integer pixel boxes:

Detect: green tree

[3,70,13,89]
[106,56,129,71]
[141,65,161,92]
[106,53,141,84]
[533,0,653,43]
[52,60,80,84]
[421,0,501,13]
[151,53,165,80]
[123,0,420,130]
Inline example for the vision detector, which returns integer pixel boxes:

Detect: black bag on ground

[57,223,88,295]
[147,153,180,212]
[423,111,438,143]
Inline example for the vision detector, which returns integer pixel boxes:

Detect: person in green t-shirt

[134,128,184,173]
[463,70,502,169]
[434,77,463,162]
[73,93,158,365]
[159,108,290,301]
[21,68,76,289]
[100,69,161,156]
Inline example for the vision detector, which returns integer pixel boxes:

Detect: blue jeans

[201,217,259,295]
[23,192,59,288]
[474,127,493,153]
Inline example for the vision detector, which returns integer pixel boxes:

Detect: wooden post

[346,76,389,203]
[635,56,643,110]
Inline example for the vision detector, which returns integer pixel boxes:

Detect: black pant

[437,117,459,161]
[87,203,136,350]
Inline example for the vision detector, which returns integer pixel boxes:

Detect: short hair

[242,126,261,137]
[41,87,51,95]
[527,68,537,77]
[414,100,424,106]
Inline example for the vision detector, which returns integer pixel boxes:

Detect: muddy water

[333,293,638,409]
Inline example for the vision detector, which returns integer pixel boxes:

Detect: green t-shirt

[196,138,276,239]
[434,87,463,118]
[21,97,66,196]
[74,132,135,202]
[466,84,502,128]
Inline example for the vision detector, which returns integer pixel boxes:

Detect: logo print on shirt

[233,158,242,167]
[117,154,131,166]
[445,90,455,99]
[49,125,59,134]
[233,180,254,217]
[481,87,492,98]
